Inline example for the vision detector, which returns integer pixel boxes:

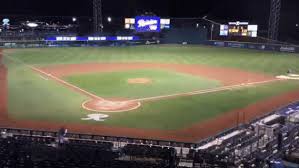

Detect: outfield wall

[1,38,299,54]
[206,40,299,53]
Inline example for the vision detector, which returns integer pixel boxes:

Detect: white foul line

[5,55,104,101]
[39,75,49,81]
[130,78,285,102]
[6,55,285,103]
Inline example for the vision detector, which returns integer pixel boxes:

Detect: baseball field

[1,45,299,142]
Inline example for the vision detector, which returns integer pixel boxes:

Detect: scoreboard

[125,16,170,32]
[135,16,161,32]
[220,21,258,38]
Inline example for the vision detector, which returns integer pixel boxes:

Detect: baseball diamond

[1,45,299,142]
[3,1,299,167]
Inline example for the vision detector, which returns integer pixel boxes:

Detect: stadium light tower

[268,0,281,41]
[202,16,221,41]
[93,0,103,33]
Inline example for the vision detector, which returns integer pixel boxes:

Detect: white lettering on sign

[137,19,158,28]
[56,37,77,41]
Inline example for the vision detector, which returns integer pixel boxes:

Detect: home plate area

[82,99,141,113]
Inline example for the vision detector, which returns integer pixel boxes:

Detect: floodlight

[107,17,112,22]
[27,22,38,28]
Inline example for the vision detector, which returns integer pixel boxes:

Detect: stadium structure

[0,0,299,168]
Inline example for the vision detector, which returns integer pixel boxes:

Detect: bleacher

[0,134,176,168]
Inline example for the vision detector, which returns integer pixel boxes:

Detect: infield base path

[3,54,299,142]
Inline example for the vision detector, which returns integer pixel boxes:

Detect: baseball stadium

[1,0,299,167]
[1,45,299,142]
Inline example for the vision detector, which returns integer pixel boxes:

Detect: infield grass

[6,59,299,130]
[64,69,221,99]
[102,80,299,130]
[3,45,299,131]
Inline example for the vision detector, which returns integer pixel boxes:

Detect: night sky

[0,0,297,24]
[0,0,298,39]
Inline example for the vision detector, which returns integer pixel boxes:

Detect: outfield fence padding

[205,40,299,53]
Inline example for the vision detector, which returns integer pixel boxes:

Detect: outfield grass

[64,69,221,99]
[3,45,299,131]
[4,45,299,75]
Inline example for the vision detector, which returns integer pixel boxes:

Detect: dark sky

[0,0,287,16]
[0,0,298,35]
[0,0,297,22]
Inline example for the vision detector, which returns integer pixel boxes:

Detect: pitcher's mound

[127,78,152,84]
[82,99,141,113]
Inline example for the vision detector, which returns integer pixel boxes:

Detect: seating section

[0,135,176,168]
[123,144,176,159]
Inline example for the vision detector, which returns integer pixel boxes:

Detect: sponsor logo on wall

[248,45,257,49]
[214,41,225,47]
[280,46,296,53]
[207,41,298,53]
[227,42,245,48]
[135,16,161,32]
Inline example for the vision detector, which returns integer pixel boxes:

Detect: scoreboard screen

[125,17,170,32]
[220,22,258,37]
[135,16,161,32]
[220,25,229,36]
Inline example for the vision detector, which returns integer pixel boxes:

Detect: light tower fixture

[107,16,112,23]
[268,0,281,41]
[72,17,77,22]
[93,0,103,33]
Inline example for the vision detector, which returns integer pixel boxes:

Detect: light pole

[201,16,221,41]
[211,24,214,40]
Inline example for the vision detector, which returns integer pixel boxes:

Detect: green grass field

[3,45,299,131]
[65,69,221,99]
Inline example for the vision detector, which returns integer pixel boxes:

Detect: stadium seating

[0,135,176,168]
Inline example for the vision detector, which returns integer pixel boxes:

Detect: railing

[0,127,196,148]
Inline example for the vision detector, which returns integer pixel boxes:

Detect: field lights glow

[27,22,38,28]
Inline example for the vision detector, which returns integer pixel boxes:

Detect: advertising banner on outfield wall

[226,42,246,48]
[208,41,299,53]
[279,46,296,53]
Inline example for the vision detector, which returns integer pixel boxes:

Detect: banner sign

[46,36,139,42]
[207,41,299,53]
[135,16,161,32]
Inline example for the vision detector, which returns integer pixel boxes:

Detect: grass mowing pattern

[4,46,299,75]
[7,59,89,122]
[102,81,299,130]
[3,46,299,130]
[64,69,221,99]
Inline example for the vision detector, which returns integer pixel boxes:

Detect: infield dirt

[2,55,299,142]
